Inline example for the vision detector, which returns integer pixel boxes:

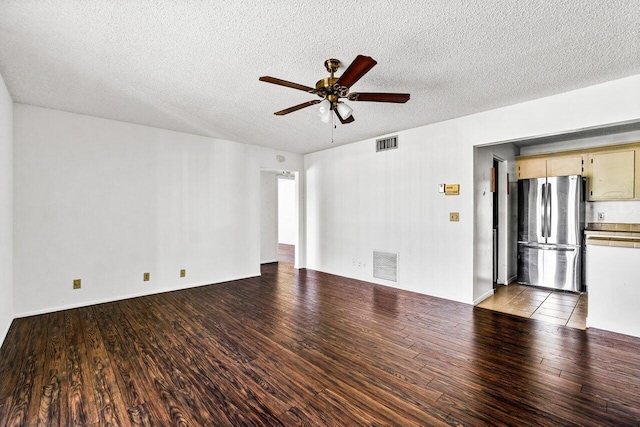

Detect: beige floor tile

[544,298,579,307]
[477,299,502,309]
[478,285,586,330]
[546,293,579,302]
[566,320,587,330]
[538,301,576,312]
[534,307,572,320]
[500,306,537,317]
[531,313,568,326]
[514,295,549,304]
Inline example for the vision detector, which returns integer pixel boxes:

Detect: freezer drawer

[517,244,582,292]
[517,244,544,287]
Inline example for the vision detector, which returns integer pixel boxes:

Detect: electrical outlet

[73,279,81,289]
[597,212,605,221]
[180,269,186,278]
[143,272,150,281]
[450,212,460,222]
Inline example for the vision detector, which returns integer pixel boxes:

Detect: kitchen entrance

[478,284,587,329]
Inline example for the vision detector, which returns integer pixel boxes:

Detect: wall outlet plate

[180,269,186,278]
[597,212,605,221]
[450,212,460,222]
[73,279,81,289]
[143,272,150,281]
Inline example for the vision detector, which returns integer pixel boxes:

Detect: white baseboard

[0,318,13,349]
[474,288,495,305]
[14,273,260,319]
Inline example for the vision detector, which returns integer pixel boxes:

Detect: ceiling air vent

[373,251,398,282]
[376,136,398,152]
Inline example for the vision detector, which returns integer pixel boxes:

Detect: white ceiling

[0,1,638,154]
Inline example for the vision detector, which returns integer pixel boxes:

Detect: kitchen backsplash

[586,201,640,224]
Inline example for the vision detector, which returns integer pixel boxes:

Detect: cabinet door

[589,150,635,200]
[547,155,583,177]
[516,158,547,180]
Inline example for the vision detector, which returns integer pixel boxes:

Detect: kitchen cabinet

[516,154,583,180]
[516,157,547,179]
[517,142,640,201]
[588,150,635,200]
[547,155,583,177]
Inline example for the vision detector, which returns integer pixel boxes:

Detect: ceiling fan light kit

[336,102,353,120]
[259,55,410,125]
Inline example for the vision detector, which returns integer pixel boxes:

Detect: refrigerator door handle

[547,182,552,238]
[540,184,547,239]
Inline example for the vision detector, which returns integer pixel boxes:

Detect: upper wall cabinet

[516,154,583,180]
[516,157,547,179]
[547,155,584,177]
[588,150,635,200]
[517,142,640,201]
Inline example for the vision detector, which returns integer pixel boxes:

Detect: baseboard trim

[14,273,260,319]
[474,288,495,305]
[0,318,13,350]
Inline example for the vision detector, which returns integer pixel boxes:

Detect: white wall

[260,172,278,263]
[587,201,640,224]
[13,105,303,316]
[305,75,640,304]
[0,72,13,346]
[278,177,297,245]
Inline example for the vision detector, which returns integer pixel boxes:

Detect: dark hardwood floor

[1,263,640,426]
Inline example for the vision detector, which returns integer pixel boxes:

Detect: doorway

[260,170,299,267]
[277,174,296,264]
[492,158,499,286]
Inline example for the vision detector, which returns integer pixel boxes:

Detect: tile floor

[477,283,587,329]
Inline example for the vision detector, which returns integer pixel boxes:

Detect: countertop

[585,223,640,248]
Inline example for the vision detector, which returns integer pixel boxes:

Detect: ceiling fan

[259,55,410,124]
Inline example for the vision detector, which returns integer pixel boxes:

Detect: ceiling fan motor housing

[315,77,345,102]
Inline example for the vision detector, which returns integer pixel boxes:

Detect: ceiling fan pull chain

[332,114,335,143]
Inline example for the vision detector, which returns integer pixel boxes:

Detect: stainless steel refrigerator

[517,175,584,292]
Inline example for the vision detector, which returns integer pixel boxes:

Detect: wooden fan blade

[259,76,315,93]
[336,55,377,88]
[348,92,410,103]
[335,110,355,124]
[274,100,320,116]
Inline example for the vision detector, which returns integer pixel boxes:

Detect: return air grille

[373,251,398,282]
[376,136,398,152]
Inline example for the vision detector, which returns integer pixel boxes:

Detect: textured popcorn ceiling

[0,1,638,154]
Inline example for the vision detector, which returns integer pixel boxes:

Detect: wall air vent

[373,251,398,282]
[376,135,398,152]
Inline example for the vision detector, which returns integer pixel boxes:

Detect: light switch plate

[450,212,460,222]
[143,272,150,281]
[180,269,186,278]
[73,279,81,289]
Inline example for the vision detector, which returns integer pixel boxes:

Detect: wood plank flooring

[1,262,640,426]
